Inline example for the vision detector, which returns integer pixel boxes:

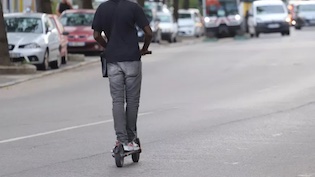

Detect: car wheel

[255,29,260,38]
[281,31,290,36]
[173,35,177,43]
[38,50,49,71]
[295,26,301,30]
[50,55,61,69]
[286,31,290,36]
[167,34,173,43]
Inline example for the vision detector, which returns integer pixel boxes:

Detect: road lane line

[0,112,152,144]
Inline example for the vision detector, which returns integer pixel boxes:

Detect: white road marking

[0,112,153,144]
[272,133,283,137]
[298,174,313,177]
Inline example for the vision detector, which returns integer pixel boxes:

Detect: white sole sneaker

[123,144,134,151]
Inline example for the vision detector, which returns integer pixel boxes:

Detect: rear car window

[60,13,94,26]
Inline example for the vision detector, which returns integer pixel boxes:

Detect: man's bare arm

[141,25,153,55]
[93,31,107,48]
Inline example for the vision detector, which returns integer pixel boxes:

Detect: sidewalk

[0,37,205,89]
[0,57,99,88]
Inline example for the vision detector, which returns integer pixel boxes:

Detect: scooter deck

[112,149,141,158]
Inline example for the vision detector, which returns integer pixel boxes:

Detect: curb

[0,58,99,89]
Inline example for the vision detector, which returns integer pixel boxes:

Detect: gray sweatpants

[107,61,142,144]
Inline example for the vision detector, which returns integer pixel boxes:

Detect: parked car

[60,9,103,53]
[293,1,315,30]
[178,9,203,37]
[138,8,162,43]
[48,14,69,64]
[93,0,107,9]
[4,13,61,70]
[157,11,178,43]
[247,0,290,37]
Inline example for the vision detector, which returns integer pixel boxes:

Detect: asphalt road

[1,29,315,177]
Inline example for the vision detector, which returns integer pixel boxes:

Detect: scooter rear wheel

[132,138,141,163]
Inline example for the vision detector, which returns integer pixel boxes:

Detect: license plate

[268,24,280,28]
[9,52,21,58]
[68,42,85,47]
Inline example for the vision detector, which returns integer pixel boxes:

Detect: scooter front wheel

[115,144,124,167]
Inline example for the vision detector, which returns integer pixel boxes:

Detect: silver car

[4,13,61,70]
[294,1,315,29]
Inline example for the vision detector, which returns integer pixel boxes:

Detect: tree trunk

[36,0,52,14]
[82,0,93,9]
[173,0,179,22]
[0,1,10,66]
[183,0,190,9]
[138,0,145,7]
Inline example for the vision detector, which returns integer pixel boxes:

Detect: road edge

[0,58,99,89]
[0,38,208,89]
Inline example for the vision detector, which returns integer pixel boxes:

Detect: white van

[247,0,290,37]
[178,9,203,37]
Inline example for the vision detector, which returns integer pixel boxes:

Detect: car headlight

[235,15,241,21]
[285,17,291,23]
[256,18,263,23]
[20,43,41,49]
[204,17,211,23]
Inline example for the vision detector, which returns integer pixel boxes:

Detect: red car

[48,14,69,64]
[60,9,103,53]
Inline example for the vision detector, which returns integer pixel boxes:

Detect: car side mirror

[62,31,69,35]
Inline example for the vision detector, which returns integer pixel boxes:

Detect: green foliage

[179,0,201,9]
[51,0,59,14]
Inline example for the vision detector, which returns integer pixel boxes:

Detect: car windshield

[60,13,94,26]
[206,2,239,16]
[256,5,285,15]
[144,9,153,22]
[179,13,191,19]
[158,15,171,23]
[4,17,43,33]
[298,4,315,12]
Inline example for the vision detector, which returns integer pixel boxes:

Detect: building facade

[1,0,37,13]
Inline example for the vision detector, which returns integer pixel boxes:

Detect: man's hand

[141,25,153,56]
[93,31,107,48]
[140,49,152,56]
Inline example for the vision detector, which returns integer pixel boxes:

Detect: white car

[293,1,315,29]
[157,12,178,43]
[178,9,203,37]
[4,13,61,70]
[247,0,290,37]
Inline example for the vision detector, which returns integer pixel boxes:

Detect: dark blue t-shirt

[92,0,149,63]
